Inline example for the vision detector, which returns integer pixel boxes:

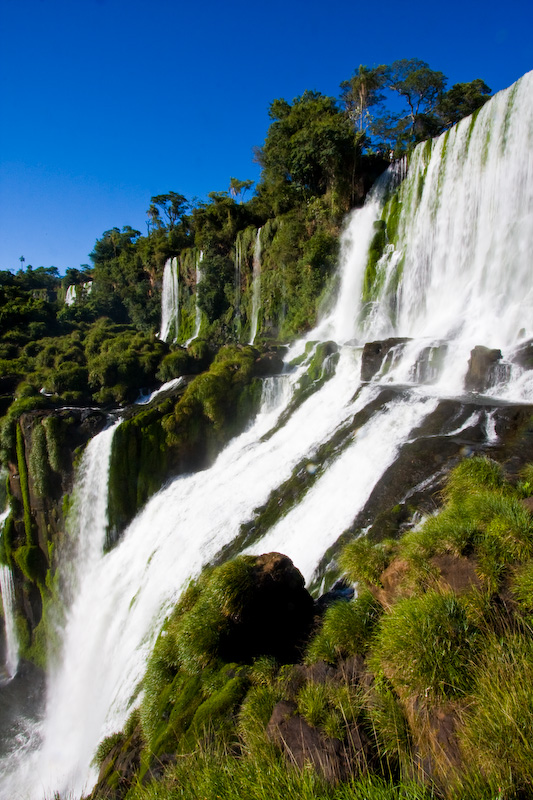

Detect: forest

[0,59,491,421]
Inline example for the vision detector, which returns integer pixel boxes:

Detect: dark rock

[218,553,315,664]
[464,345,502,392]
[315,579,354,615]
[267,700,350,782]
[253,347,287,376]
[361,338,410,382]
[267,692,372,783]
[510,338,533,370]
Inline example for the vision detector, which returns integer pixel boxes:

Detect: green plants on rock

[339,536,394,587]
[371,590,478,701]
[28,421,51,498]
[306,590,382,665]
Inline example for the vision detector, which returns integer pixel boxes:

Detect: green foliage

[257,90,360,212]
[28,421,51,498]
[306,590,382,665]
[510,561,533,612]
[371,590,478,700]
[16,424,33,544]
[94,732,124,767]
[13,543,47,588]
[339,536,392,587]
[460,631,533,796]
[156,349,191,381]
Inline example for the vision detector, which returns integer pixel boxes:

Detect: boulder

[361,338,410,382]
[267,700,351,782]
[464,346,502,392]
[218,553,315,664]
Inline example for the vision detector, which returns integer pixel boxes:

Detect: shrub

[371,591,478,700]
[460,631,533,795]
[339,537,393,587]
[306,590,382,665]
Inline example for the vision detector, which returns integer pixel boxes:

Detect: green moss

[42,415,66,474]
[28,421,51,498]
[190,673,249,735]
[363,221,387,303]
[16,424,34,544]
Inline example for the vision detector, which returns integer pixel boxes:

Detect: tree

[386,59,446,127]
[257,90,359,211]
[340,64,387,132]
[437,79,492,128]
[228,178,254,204]
[148,192,188,230]
[368,59,447,152]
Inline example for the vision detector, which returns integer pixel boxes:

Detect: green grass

[305,590,382,665]
[370,591,479,701]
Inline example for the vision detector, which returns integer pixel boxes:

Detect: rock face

[464,345,503,392]
[266,657,371,783]
[360,338,410,382]
[219,553,315,664]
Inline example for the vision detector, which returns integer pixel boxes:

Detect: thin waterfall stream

[1,71,533,799]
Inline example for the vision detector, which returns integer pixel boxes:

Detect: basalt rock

[361,338,410,382]
[464,345,503,393]
[219,553,315,664]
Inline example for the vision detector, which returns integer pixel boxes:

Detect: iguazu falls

[1,67,533,800]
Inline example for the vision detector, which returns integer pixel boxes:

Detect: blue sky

[0,0,531,273]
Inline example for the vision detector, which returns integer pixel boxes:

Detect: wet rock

[315,579,354,615]
[510,338,533,370]
[361,338,410,382]
[253,347,287,376]
[464,345,502,392]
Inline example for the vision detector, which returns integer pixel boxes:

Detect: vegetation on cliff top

[90,457,533,800]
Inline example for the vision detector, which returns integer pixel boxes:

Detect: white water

[3,72,533,799]
[0,422,120,798]
[186,251,203,345]
[0,506,18,682]
[0,565,18,682]
[249,227,262,344]
[159,257,179,342]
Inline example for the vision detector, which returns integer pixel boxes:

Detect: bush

[339,537,393,587]
[460,631,533,796]
[371,591,478,700]
[306,590,381,665]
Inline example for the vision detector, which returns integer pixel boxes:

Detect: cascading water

[0,421,120,798]
[185,250,203,345]
[3,72,533,799]
[235,233,242,321]
[159,257,179,342]
[0,562,18,683]
[249,227,262,344]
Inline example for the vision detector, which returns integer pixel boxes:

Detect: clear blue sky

[0,0,531,273]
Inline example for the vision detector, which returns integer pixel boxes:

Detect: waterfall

[235,233,242,319]
[0,565,18,683]
[0,507,18,682]
[249,227,262,344]
[0,421,120,798]
[186,251,203,345]
[3,72,533,799]
[159,257,179,343]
